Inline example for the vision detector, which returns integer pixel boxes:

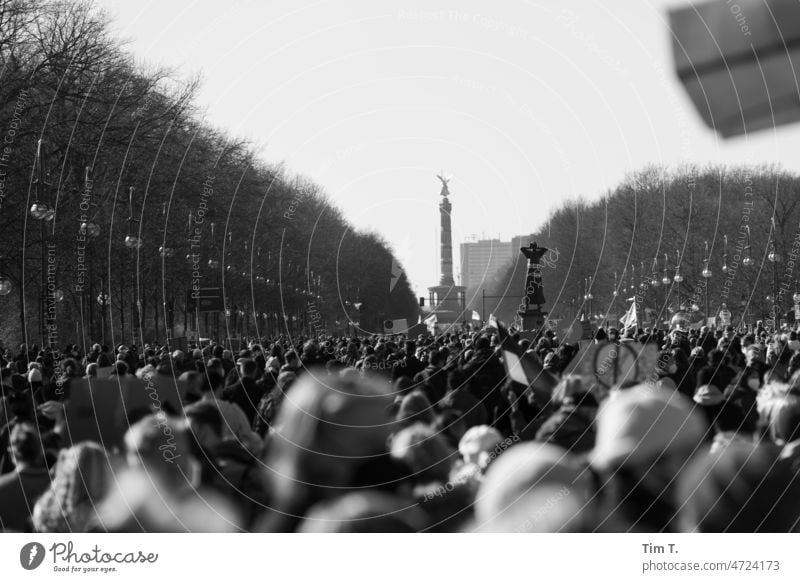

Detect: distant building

[460,238,513,291]
[458,234,538,317]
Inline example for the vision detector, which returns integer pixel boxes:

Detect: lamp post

[30,139,56,347]
[124,187,143,346]
[793,290,800,330]
[742,226,754,267]
[768,217,782,329]
[702,240,712,327]
[721,234,729,274]
[674,250,684,310]
[739,296,749,331]
[0,253,12,298]
[586,276,593,321]
[97,283,109,346]
[649,257,660,329]
[661,253,670,324]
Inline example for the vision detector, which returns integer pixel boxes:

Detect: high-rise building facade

[460,238,513,291]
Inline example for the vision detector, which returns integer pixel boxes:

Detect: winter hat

[679,443,800,532]
[396,391,434,427]
[266,356,281,372]
[590,385,706,471]
[459,425,504,467]
[475,442,593,531]
[693,384,725,406]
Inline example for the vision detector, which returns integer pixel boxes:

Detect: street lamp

[97,285,110,345]
[650,257,660,287]
[742,226,754,267]
[739,296,749,330]
[0,253,11,296]
[768,217,781,328]
[721,234,729,273]
[30,139,57,346]
[674,250,684,313]
[586,276,594,317]
[702,240,712,325]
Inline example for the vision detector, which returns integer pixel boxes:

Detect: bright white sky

[99,0,800,297]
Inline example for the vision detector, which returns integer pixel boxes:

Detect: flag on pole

[619,301,638,330]
[471,310,481,321]
[487,316,558,402]
[424,313,438,334]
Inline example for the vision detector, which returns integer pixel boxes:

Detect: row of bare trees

[488,164,800,330]
[0,0,418,348]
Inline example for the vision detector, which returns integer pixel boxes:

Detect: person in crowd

[281,350,302,374]
[255,372,397,532]
[391,340,425,382]
[96,414,241,532]
[185,401,269,529]
[678,443,800,532]
[0,422,51,531]
[412,348,448,403]
[535,383,599,455]
[590,385,706,532]
[223,358,265,425]
[32,442,113,532]
[474,442,595,532]
[252,370,297,436]
[198,368,263,453]
[461,336,506,422]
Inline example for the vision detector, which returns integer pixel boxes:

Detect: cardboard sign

[64,375,191,449]
[63,379,127,449]
[562,342,660,389]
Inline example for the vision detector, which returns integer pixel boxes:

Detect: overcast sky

[99,0,800,297]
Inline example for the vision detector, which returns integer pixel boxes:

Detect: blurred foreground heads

[258,372,400,532]
[96,414,242,532]
[678,443,800,532]
[473,442,595,532]
[590,385,706,532]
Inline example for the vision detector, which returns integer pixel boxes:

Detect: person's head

[200,368,225,396]
[266,356,281,374]
[591,385,706,482]
[111,360,129,376]
[767,394,800,445]
[475,442,595,532]
[298,491,425,532]
[458,425,504,470]
[236,358,257,379]
[390,422,456,484]
[745,344,765,366]
[264,373,393,519]
[395,390,435,428]
[8,421,43,467]
[32,442,111,532]
[285,350,299,366]
[428,349,447,368]
[85,362,98,378]
[124,414,196,483]
[185,401,224,450]
[679,444,800,532]
[608,328,620,342]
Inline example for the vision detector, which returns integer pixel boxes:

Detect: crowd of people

[2,321,800,533]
